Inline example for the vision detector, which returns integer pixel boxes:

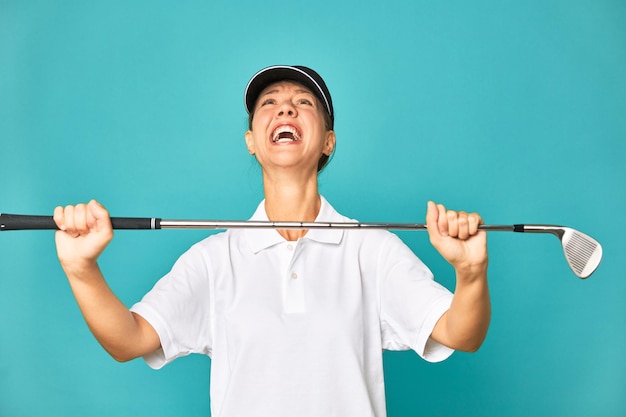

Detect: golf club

[0,213,602,279]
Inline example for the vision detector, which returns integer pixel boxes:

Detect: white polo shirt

[131,197,453,417]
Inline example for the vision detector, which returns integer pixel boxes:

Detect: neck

[262,168,321,241]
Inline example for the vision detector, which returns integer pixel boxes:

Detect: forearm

[63,262,157,362]
[439,267,491,352]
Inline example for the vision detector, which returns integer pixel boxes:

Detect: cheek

[250,115,272,136]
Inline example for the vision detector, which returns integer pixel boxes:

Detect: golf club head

[560,227,602,279]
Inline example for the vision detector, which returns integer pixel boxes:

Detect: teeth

[272,125,301,142]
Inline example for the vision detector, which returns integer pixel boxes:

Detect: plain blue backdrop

[1,1,624,416]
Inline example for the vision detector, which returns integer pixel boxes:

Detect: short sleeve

[130,243,213,369]
[378,233,454,362]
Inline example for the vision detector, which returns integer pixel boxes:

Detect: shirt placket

[283,240,306,314]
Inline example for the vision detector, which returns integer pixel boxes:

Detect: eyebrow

[260,87,314,97]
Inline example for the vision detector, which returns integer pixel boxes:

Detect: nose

[277,100,297,117]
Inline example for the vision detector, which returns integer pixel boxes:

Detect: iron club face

[560,228,603,279]
[519,225,603,279]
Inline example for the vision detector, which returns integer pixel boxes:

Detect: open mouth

[272,125,301,143]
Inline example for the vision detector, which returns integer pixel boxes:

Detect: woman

[54,65,490,417]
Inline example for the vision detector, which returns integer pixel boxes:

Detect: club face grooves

[562,229,603,279]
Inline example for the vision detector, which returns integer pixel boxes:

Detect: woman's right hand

[53,200,114,273]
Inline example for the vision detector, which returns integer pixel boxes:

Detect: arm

[54,200,160,362]
[426,201,491,352]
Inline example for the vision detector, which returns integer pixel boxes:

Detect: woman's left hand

[425,201,488,277]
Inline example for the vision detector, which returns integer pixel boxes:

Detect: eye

[260,98,276,106]
[297,98,313,106]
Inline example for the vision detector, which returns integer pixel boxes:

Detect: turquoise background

[1,1,624,416]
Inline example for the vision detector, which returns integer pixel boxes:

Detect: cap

[244,65,334,126]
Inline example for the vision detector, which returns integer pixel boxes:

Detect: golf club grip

[0,214,160,231]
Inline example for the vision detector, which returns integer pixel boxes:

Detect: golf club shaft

[159,220,518,231]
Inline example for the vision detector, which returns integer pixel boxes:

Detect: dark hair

[247,96,335,172]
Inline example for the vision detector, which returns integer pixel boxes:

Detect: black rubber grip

[513,224,525,232]
[0,214,56,230]
[0,214,161,231]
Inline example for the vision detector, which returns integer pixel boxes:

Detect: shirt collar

[245,196,345,254]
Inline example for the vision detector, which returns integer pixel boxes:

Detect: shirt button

[287,244,294,251]
[291,272,298,279]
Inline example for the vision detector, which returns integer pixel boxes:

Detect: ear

[322,130,336,156]
[244,130,255,155]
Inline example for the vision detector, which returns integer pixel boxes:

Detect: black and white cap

[244,65,334,127]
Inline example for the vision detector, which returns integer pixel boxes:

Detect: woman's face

[245,81,335,175]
